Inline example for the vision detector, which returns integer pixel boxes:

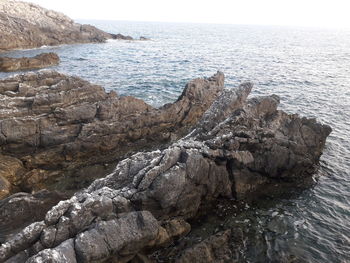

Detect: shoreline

[1,1,347,262]
[0,69,331,262]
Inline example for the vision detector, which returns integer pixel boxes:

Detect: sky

[28,0,350,29]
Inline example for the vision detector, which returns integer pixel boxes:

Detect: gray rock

[26,239,77,263]
[0,70,225,197]
[75,211,159,261]
[0,74,331,262]
[0,190,66,243]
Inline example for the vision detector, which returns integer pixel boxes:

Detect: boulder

[0,53,60,72]
[0,77,331,262]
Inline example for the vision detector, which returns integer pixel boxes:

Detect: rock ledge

[0,53,60,72]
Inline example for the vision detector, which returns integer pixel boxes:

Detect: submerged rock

[0,0,133,51]
[0,70,225,197]
[0,53,60,72]
[140,36,151,41]
[0,73,331,262]
[110,33,134,40]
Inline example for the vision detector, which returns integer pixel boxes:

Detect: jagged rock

[0,190,67,244]
[0,70,225,197]
[0,0,133,51]
[0,53,60,72]
[0,77,331,263]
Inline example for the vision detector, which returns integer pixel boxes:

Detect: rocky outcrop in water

[0,70,225,199]
[139,36,151,41]
[0,0,134,51]
[110,33,134,41]
[0,53,60,72]
[0,74,331,262]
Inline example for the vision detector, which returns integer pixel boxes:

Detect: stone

[0,53,60,72]
[73,211,160,262]
[26,239,77,263]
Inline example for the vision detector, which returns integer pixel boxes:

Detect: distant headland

[0,0,145,52]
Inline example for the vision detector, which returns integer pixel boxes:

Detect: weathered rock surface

[0,70,225,198]
[0,0,134,51]
[0,76,331,262]
[0,190,67,244]
[0,53,60,72]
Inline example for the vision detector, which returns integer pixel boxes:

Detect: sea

[0,21,349,262]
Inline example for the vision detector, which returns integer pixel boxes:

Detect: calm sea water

[1,21,349,262]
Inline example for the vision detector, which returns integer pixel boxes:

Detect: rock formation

[0,190,68,244]
[0,53,60,72]
[139,36,151,41]
[0,0,134,51]
[110,33,134,41]
[0,70,225,199]
[0,73,331,262]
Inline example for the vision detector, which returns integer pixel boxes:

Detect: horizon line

[74,18,350,31]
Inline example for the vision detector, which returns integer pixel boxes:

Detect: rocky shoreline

[0,0,144,52]
[0,53,60,72]
[0,70,331,262]
[0,1,334,262]
[0,70,225,200]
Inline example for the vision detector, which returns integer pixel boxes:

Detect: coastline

[0,69,331,262]
[1,1,349,262]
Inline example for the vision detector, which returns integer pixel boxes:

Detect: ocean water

[1,21,350,262]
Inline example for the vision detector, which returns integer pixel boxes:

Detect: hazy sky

[28,0,350,28]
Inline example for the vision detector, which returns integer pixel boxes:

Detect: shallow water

[1,21,349,262]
